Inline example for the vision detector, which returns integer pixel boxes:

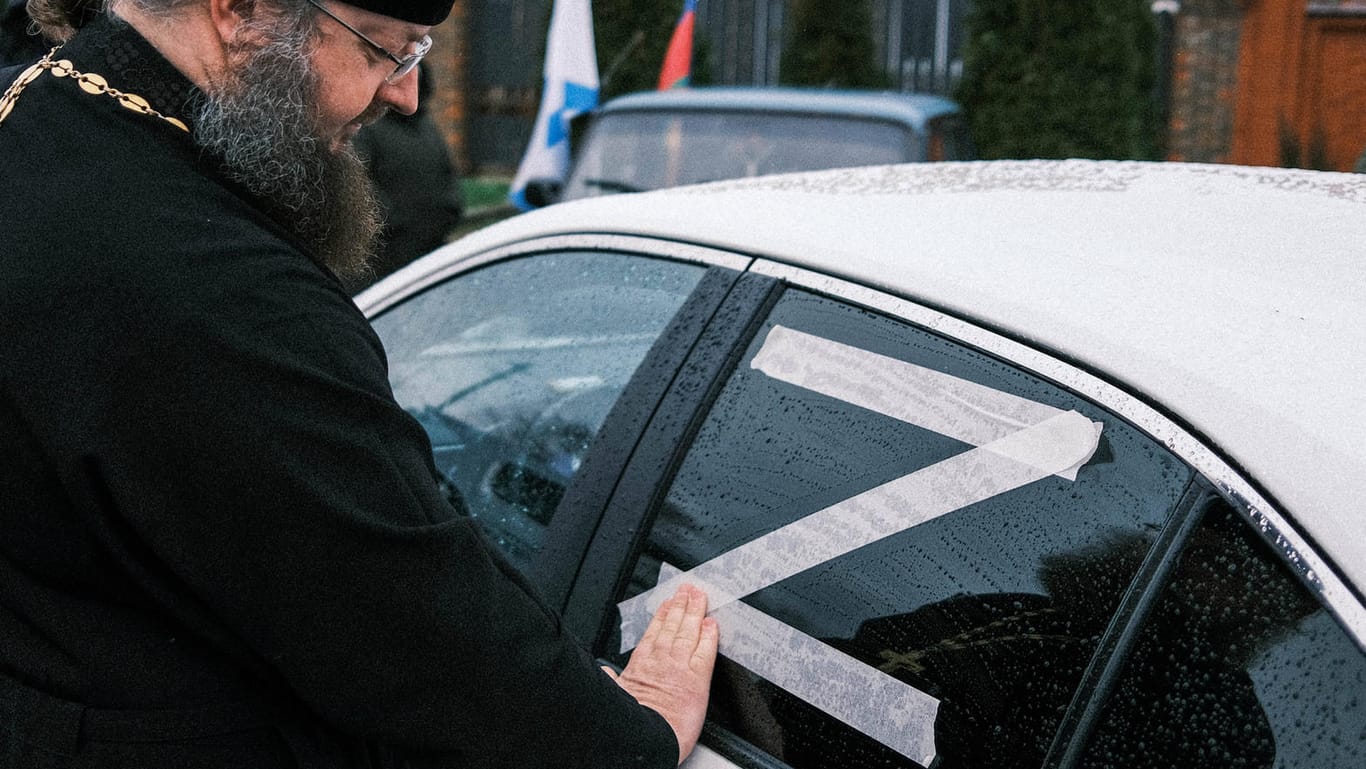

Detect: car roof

[373,159,1366,593]
[594,86,962,132]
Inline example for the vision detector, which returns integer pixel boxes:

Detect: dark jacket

[0,16,673,769]
[351,68,464,292]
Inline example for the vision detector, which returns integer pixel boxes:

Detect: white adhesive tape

[657,561,941,767]
[619,412,1099,649]
[679,744,738,769]
[618,326,1103,767]
[620,419,1087,647]
[750,326,1097,479]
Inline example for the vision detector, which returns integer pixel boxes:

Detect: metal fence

[694,0,970,94]
[464,0,550,172]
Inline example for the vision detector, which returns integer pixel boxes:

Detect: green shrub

[956,0,1160,160]
[780,0,888,88]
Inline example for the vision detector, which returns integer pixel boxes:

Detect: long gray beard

[192,22,381,285]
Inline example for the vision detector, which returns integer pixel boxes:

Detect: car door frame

[553,251,1366,766]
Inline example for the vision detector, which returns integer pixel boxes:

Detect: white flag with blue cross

[508,0,599,210]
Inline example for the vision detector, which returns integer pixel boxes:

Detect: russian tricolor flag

[657,0,696,90]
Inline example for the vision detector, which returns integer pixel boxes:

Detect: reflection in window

[617,290,1194,769]
[371,252,705,573]
[1079,498,1366,768]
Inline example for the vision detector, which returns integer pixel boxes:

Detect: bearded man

[0,2,716,767]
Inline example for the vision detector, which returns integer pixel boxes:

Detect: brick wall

[1166,0,1243,163]
[425,7,470,173]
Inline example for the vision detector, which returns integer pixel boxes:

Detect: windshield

[561,109,916,200]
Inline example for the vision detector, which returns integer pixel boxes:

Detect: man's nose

[377,68,420,116]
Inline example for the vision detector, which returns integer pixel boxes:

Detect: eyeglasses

[305,0,432,84]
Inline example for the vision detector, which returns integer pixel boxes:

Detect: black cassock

[0,15,673,769]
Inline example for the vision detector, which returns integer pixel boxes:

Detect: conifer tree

[780,0,887,88]
[956,0,1159,160]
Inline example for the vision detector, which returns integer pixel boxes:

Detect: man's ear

[207,0,258,44]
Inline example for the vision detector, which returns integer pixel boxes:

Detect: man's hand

[606,584,719,764]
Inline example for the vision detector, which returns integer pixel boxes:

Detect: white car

[358,160,1366,769]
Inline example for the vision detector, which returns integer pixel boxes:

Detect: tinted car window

[1078,496,1366,768]
[612,290,1194,769]
[562,110,913,199]
[371,252,706,573]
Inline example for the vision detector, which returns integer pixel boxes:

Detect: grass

[448,175,520,240]
[461,176,512,211]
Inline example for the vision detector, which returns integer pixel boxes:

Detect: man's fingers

[659,587,689,640]
[638,584,706,653]
[672,585,709,654]
[692,616,719,674]
[636,591,677,650]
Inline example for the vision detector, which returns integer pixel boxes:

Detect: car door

[561,259,1366,769]
[365,238,748,598]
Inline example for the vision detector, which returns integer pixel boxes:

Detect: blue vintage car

[523,86,971,206]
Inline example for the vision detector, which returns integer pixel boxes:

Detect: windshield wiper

[438,362,531,411]
[580,177,646,194]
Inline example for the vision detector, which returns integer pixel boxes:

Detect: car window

[562,110,913,199]
[1076,495,1366,769]
[371,252,707,573]
[608,289,1195,769]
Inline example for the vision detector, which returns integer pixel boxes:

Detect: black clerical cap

[340,0,454,26]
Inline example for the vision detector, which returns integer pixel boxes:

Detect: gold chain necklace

[0,45,189,132]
